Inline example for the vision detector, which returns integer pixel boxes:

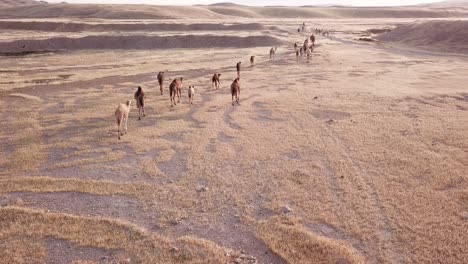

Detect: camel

[212,73,221,89]
[303,37,311,53]
[188,86,195,106]
[310,35,316,46]
[115,100,131,140]
[134,86,145,120]
[269,47,277,60]
[230,77,240,106]
[236,61,241,77]
[157,71,165,95]
[169,77,183,106]
[250,56,255,66]
[306,48,312,62]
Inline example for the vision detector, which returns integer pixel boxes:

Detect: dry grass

[49,150,127,170]
[0,207,228,263]
[0,99,46,174]
[257,217,366,264]
[0,177,156,200]
[0,237,46,264]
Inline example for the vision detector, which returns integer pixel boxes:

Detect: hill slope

[0,0,39,6]
[0,4,466,19]
[377,20,468,54]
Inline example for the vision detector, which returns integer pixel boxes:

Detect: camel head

[126,100,131,107]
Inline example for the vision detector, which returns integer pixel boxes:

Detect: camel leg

[117,120,121,140]
[125,116,128,134]
[232,95,234,106]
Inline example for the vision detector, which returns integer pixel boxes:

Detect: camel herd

[115,25,330,139]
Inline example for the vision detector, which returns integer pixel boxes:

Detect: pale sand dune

[0,0,39,6]
[422,0,468,7]
[0,4,226,19]
[0,21,266,32]
[0,3,467,19]
[377,20,468,54]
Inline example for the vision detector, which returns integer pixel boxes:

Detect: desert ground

[0,2,467,264]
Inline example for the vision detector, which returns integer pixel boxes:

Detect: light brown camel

[188,86,195,106]
[115,100,131,140]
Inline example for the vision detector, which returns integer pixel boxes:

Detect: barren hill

[422,0,468,7]
[0,0,39,6]
[377,20,468,54]
[0,3,467,19]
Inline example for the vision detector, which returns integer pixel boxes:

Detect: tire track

[318,122,404,264]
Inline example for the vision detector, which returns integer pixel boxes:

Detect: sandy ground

[0,17,467,264]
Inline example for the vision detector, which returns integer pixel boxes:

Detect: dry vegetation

[0,5,467,264]
[0,207,229,263]
[256,217,366,264]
